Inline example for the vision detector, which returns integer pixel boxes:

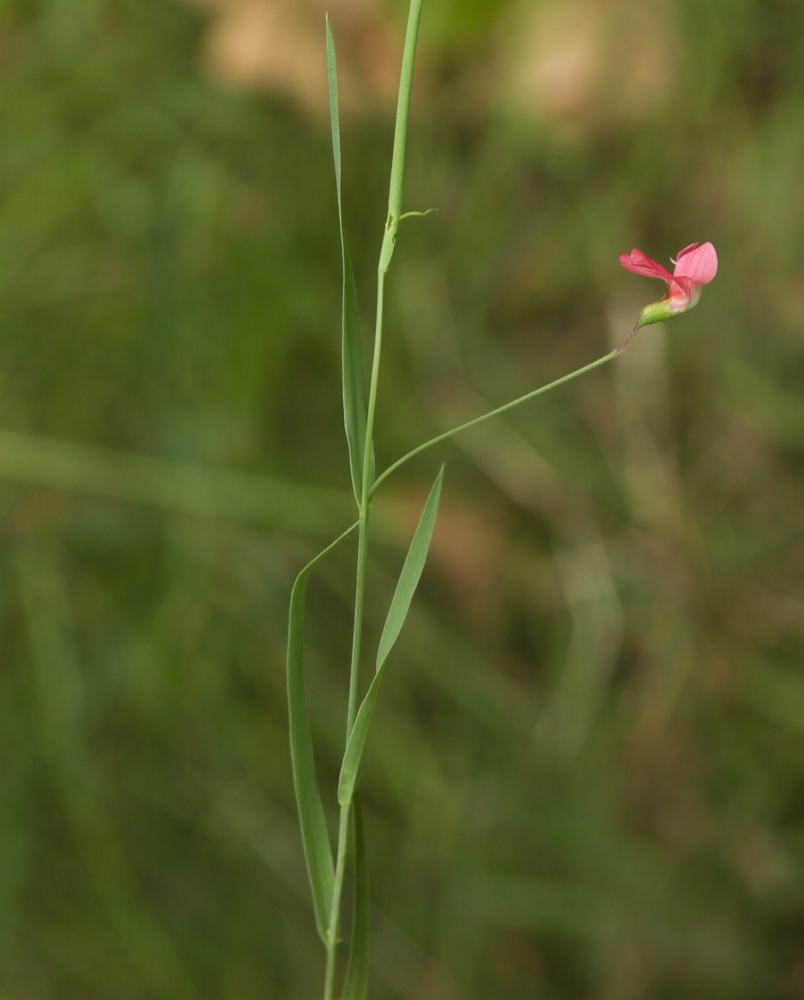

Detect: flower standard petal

[672,242,718,285]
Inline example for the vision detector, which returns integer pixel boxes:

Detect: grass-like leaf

[326,17,372,503]
[287,525,356,941]
[341,797,370,1000]
[338,467,444,807]
[374,466,444,671]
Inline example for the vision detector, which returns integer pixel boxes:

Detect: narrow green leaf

[325,16,342,205]
[341,797,370,1000]
[287,525,356,941]
[375,465,444,671]
[338,467,444,807]
[326,17,372,502]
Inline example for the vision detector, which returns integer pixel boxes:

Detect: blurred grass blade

[326,16,372,502]
[342,797,370,1000]
[287,525,356,940]
[338,467,444,806]
[0,428,353,533]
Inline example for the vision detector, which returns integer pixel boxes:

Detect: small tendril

[398,208,438,222]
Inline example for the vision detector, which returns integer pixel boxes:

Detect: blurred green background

[1,1,802,997]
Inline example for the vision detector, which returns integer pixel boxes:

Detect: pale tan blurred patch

[185,0,402,116]
[499,0,677,136]
[384,486,507,630]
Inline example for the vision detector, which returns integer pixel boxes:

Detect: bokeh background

[2,1,802,997]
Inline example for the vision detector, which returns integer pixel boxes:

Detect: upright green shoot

[288,3,638,996]
[324,4,427,996]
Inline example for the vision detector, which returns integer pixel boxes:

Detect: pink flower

[619,242,718,327]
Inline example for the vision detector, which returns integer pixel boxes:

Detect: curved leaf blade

[338,467,444,806]
[375,465,444,672]
[287,525,356,941]
[337,669,381,809]
[327,18,372,502]
[342,797,370,1000]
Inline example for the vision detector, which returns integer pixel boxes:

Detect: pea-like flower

[619,242,718,328]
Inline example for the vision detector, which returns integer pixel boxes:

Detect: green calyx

[639,287,702,328]
[638,299,675,327]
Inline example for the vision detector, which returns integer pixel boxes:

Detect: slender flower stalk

[371,349,620,497]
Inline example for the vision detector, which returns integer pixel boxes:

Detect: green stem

[371,349,620,496]
[387,0,425,222]
[324,4,425,997]
[346,268,386,737]
[323,806,350,1000]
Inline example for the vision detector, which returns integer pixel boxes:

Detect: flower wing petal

[619,248,674,282]
[667,276,693,308]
